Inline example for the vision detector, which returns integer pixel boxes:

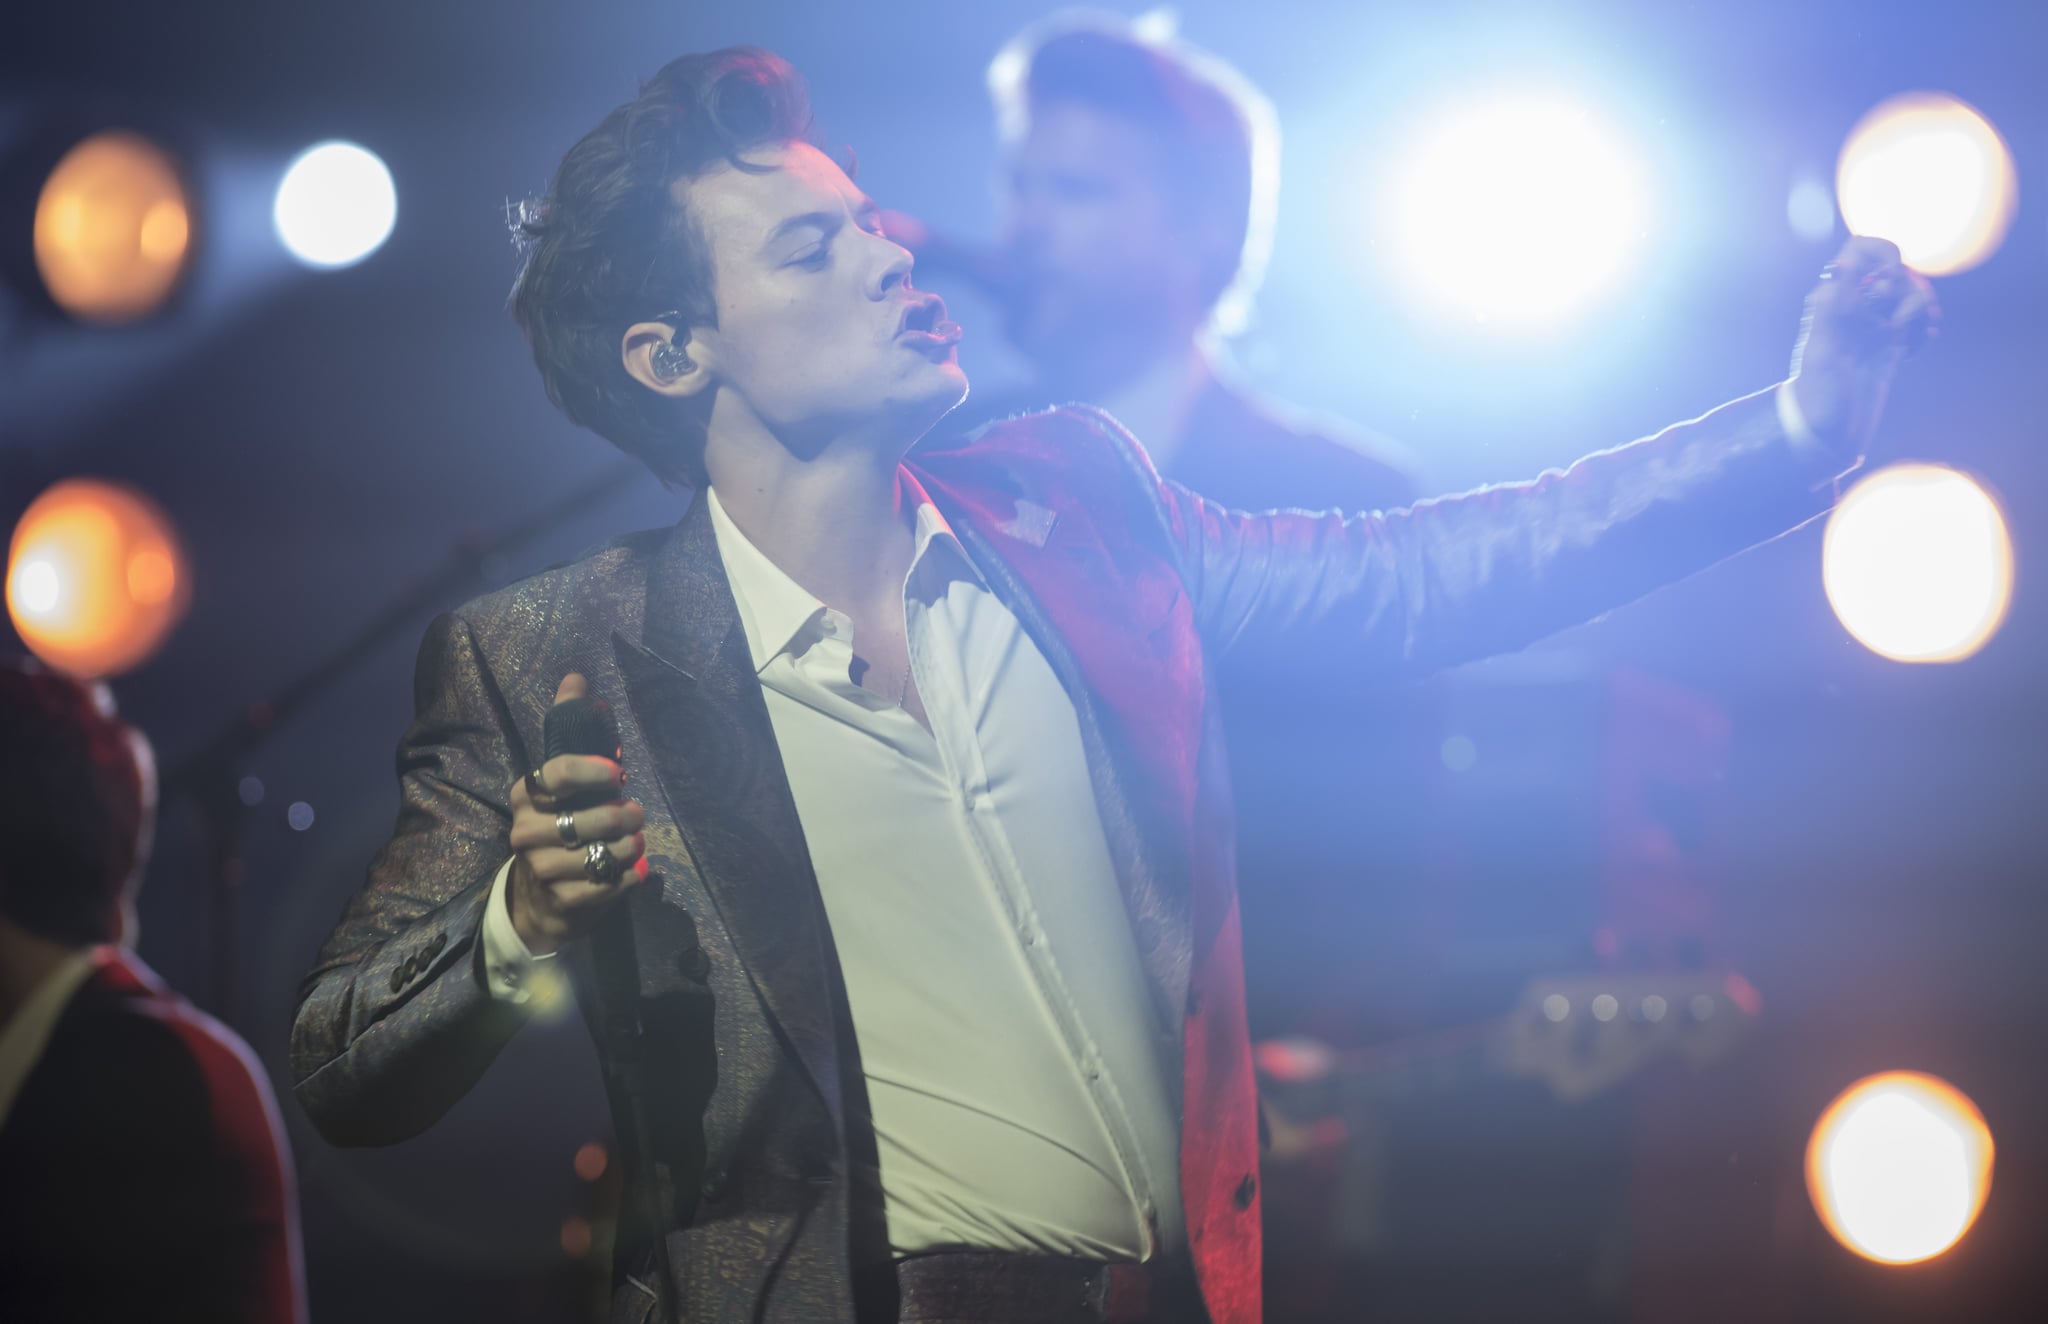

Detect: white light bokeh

[1823,464,2013,663]
[1788,175,1837,242]
[1392,94,1650,325]
[12,559,63,616]
[274,141,397,269]
[1807,1071,1994,1265]
[1837,92,2017,276]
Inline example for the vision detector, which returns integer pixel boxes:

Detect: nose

[872,231,914,298]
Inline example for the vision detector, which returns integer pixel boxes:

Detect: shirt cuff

[481,858,555,1004]
[1777,378,1827,457]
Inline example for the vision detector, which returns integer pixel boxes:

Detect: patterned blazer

[292,389,1840,1324]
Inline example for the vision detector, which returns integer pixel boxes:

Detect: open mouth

[897,294,963,349]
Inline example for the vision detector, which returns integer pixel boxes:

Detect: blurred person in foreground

[291,45,1932,1324]
[0,661,306,1323]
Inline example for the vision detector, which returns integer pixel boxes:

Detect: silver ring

[556,810,580,847]
[584,840,624,885]
[525,766,555,804]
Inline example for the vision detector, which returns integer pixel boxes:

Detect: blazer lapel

[916,456,1200,1046]
[611,495,845,1121]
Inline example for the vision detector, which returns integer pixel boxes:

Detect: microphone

[543,694,620,773]
[542,689,683,1319]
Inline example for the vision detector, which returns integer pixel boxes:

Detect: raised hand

[504,673,647,954]
[1788,235,1941,456]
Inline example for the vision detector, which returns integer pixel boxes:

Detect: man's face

[996,99,1199,363]
[683,142,965,446]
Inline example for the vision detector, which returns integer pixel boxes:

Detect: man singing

[292,47,1933,1324]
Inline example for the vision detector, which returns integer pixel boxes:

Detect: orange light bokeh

[1806,1070,1993,1266]
[573,1142,609,1183]
[33,130,193,323]
[7,480,190,678]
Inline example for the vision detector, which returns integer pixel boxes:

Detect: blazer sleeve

[1160,385,1851,681]
[290,610,533,1146]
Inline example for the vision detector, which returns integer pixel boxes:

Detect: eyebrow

[760,199,883,253]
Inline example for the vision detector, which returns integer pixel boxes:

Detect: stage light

[7,479,190,679]
[1807,1071,1993,1265]
[33,130,193,323]
[274,141,395,269]
[1837,93,2017,276]
[1392,93,1648,324]
[1823,464,2012,663]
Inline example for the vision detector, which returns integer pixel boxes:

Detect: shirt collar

[0,946,106,1130]
[704,485,830,674]
[704,473,982,676]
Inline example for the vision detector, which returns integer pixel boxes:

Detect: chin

[887,362,970,440]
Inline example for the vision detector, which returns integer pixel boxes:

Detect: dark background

[3,2,2044,1320]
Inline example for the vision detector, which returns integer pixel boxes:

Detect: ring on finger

[556,809,581,847]
[525,766,555,805]
[584,840,625,886]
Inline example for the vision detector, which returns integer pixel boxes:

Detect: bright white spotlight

[274,141,396,269]
[1392,94,1649,325]
[1837,92,2017,276]
[1807,1071,1994,1265]
[1822,463,2013,663]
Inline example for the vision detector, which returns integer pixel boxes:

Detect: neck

[1086,343,1216,471]
[702,419,918,612]
[0,920,89,1029]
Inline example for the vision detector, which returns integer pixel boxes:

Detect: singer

[291,47,1934,1324]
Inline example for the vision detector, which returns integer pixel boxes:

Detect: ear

[621,320,715,400]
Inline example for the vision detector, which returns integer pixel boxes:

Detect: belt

[855,1250,1207,1324]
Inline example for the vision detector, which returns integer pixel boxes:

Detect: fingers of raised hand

[1888,270,1942,347]
[1815,236,1939,349]
[509,753,622,811]
[1828,235,1904,285]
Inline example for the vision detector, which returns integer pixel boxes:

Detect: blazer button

[389,961,408,993]
[1233,1173,1257,1211]
[428,931,447,957]
[675,947,710,983]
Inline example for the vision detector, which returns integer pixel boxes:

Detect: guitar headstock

[1498,974,1758,1101]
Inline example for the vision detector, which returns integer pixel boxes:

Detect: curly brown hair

[509,47,816,486]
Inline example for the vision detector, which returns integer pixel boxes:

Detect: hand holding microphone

[506,673,647,955]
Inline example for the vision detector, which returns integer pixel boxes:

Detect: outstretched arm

[1167,237,1936,680]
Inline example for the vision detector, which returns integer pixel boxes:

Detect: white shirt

[0,947,104,1130]
[484,478,1181,1260]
